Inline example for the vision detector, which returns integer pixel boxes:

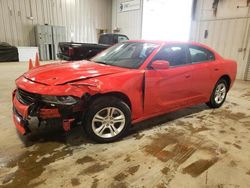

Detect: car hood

[23,60,128,86]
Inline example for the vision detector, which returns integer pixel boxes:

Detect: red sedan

[12,41,237,142]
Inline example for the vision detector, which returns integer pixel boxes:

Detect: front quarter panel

[73,70,145,120]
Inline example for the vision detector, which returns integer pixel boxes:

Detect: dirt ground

[0,61,250,188]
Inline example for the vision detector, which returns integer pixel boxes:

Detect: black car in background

[58,33,129,61]
[0,42,19,62]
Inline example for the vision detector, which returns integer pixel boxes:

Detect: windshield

[91,42,159,69]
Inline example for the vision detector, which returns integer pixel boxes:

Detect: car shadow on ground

[131,104,209,133]
[17,104,210,147]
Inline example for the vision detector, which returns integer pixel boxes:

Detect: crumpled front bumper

[12,90,83,135]
[12,90,30,134]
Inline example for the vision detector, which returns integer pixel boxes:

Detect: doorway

[142,0,193,41]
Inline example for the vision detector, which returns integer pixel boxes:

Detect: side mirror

[150,60,170,70]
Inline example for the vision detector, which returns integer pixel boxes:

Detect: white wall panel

[19,0,33,46]
[1,0,14,45]
[112,0,142,39]
[0,1,6,42]
[0,0,112,46]
[201,0,249,20]
[190,0,250,80]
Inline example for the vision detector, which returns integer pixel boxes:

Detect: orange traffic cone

[35,52,40,67]
[28,59,33,70]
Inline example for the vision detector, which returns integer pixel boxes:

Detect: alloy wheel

[214,83,226,104]
[91,107,126,138]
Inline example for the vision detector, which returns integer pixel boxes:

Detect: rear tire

[206,79,228,108]
[84,96,131,143]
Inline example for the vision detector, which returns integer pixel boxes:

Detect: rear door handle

[214,68,219,71]
[185,74,191,78]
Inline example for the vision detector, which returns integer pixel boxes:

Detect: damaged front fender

[69,70,145,120]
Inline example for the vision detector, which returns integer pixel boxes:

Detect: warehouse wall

[190,0,250,80]
[112,0,142,39]
[0,0,112,47]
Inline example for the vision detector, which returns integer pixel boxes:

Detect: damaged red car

[12,41,237,142]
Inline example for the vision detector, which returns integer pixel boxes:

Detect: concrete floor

[0,61,250,188]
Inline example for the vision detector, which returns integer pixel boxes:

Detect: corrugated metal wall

[112,0,142,39]
[0,0,112,46]
[190,0,250,80]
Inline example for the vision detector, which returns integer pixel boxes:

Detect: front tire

[206,79,228,108]
[84,96,131,143]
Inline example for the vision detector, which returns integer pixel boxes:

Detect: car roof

[126,40,202,45]
[125,40,216,52]
[100,33,127,36]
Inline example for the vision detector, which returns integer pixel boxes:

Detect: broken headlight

[41,95,78,105]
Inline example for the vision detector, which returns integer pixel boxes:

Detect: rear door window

[188,45,215,63]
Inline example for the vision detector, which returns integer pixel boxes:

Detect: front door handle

[214,68,219,71]
[185,74,191,78]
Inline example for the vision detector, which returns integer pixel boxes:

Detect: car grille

[16,88,40,105]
